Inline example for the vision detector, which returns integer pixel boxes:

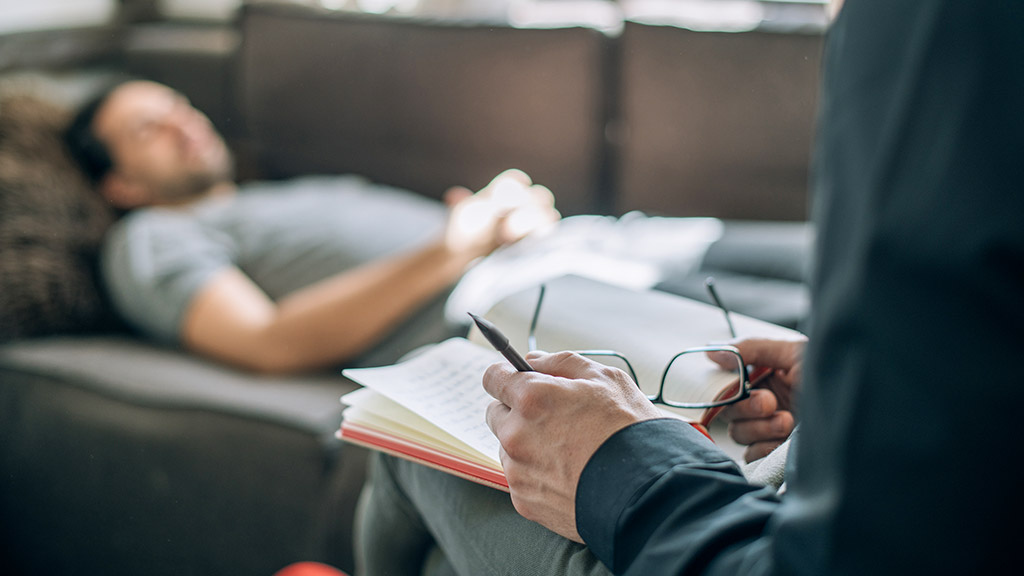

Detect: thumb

[443,185,473,207]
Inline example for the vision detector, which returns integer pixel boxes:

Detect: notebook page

[342,338,502,463]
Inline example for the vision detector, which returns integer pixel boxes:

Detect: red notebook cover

[339,420,510,492]
[340,416,715,491]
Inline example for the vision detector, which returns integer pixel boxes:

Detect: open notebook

[339,274,802,491]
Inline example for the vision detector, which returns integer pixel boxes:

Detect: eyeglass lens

[530,282,746,408]
[661,349,746,407]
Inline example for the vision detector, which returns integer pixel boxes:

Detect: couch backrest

[237,3,611,215]
[230,3,826,220]
[615,21,823,220]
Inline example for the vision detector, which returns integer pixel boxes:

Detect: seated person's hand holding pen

[471,312,804,542]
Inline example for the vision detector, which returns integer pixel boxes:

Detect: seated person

[357,0,1022,573]
[358,337,800,575]
[63,79,559,372]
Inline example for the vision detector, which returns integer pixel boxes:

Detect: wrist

[428,238,485,277]
[575,418,721,564]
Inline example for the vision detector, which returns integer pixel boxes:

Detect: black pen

[468,312,534,372]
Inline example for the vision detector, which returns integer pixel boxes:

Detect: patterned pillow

[0,92,117,341]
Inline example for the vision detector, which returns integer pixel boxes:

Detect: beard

[154,144,236,203]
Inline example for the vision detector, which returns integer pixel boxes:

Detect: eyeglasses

[527,277,750,410]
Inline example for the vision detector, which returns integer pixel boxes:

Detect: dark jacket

[576,2,1024,573]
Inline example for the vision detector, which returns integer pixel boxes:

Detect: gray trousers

[355,452,611,576]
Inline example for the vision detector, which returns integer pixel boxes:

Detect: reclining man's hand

[443,169,559,259]
[711,338,806,463]
[483,350,663,543]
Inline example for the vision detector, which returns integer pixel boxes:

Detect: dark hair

[63,82,124,185]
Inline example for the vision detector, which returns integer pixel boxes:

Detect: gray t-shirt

[102,175,447,346]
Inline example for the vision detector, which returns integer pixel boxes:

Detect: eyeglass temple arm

[527,284,546,352]
[704,276,736,339]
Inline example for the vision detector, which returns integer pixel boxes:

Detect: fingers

[482,360,525,407]
[482,351,589,407]
[719,388,794,461]
[444,169,560,254]
[478,169,533,210]
[529,352,642,394]
[491,211,514,247]
[502,202,559,243]
[744,440,786,464]
[528,182,555,206]
[480,170,557,217]
[719,388,776,421]
[738,338,806,370]
[709,337,806,371]
[485,168,533,193]
[483,351,634,411]
[524,351,594,379]
[728,409,795,447]
[485,399,512,440]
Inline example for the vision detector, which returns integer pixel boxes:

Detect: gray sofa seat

[655,220,813,331]
[0,336,367,576]
[0,336,353,431]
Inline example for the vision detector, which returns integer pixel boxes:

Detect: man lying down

[65,78,810,376]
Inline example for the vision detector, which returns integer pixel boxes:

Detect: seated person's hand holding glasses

[712,338,804,462]
[483,279,805,542]
[525,279,804,462]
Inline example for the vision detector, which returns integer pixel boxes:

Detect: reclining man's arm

[182,237,481,373]
[182,171,556,373]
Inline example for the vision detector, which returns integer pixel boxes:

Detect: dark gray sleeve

[101,211,235,344]
[579,2,1024,574]
[577,419,777,575]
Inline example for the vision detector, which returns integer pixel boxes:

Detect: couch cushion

[237,4,611,215]
[0,336,355,434]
